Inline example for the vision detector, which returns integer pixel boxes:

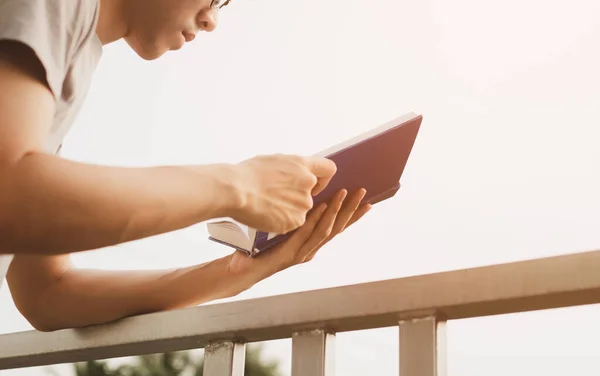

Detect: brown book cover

[208,112,423,256]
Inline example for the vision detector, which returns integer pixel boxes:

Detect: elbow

[18,303,65,333]
[12,287,69,333]
[27,316,63,333]
[17,303,64,333]
[0,168,21,253]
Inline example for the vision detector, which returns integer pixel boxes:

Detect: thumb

[311,176,332,196]
[305,157,336,195]
[305,156,337,178]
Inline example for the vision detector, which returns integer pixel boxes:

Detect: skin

[0,0,371,332]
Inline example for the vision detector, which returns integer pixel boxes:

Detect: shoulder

[0,0,100,46]
[0,0,100,99]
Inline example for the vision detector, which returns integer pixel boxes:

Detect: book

[207,112,423,256]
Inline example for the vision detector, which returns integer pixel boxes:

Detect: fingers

[305,156,337,177]
[305,156,336,176]
[311,176,332,196]
[286,202,328,248]
[297,189,347,261]
[341,203,372,232]
[330,188,366,235]
[271,187,371,269]
[304,191,370,262]
[304,157,337,196]
[265,202,328,270]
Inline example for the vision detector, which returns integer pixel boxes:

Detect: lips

[182,31,196,42]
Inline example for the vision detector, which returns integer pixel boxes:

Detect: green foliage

[243,345,280,376]
[70,344,281,376]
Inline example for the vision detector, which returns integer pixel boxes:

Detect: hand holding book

[225,188,371,278]
[208,112,423,256]
[226,154,338,235]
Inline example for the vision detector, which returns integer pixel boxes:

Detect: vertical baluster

[399,316,447,376]
[291,329,336,376]
[203,341,246,376]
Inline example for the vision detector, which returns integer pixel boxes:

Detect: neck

[96,0,129,45]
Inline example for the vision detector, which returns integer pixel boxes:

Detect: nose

[197,8,218,32]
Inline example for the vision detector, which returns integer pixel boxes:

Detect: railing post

[203,341,246,376]
[398,316,447,376]
[291,329,336,376]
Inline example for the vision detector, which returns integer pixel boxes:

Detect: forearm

[10,254,263,332]
[0,152,240,255]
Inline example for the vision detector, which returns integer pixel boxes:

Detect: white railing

[2,249,600,375]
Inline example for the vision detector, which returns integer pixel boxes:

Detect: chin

[134,45,169,61]
[125,37,168,61]
[137,49,168,61]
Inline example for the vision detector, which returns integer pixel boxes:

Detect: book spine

[208,237,254,256]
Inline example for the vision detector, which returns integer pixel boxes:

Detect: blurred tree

[69,344,281,376]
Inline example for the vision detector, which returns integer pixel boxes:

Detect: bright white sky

[1,0,600,375]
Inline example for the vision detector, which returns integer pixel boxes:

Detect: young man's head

[99,0,229,60]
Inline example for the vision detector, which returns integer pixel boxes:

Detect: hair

[215,0,231,9]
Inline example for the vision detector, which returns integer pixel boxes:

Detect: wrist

[195,163,247,219]
[151,256,248,308]
[224,252,277,288]
[207,253,265,300]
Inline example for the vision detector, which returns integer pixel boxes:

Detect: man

[0,0,371,332]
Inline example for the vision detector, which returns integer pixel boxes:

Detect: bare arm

[0,41,241,255]
[6,254,262,331]
[0,41,337,255]
[7,189,370,332]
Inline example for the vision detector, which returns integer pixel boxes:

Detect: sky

[1,0,600,375]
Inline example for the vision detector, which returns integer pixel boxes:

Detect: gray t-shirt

[0,0,103,289]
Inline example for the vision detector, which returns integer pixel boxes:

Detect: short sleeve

[0,0,94,100]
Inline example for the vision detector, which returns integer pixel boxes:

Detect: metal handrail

[1,249,599,374]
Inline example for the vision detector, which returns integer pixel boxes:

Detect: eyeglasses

[210,0,231,9]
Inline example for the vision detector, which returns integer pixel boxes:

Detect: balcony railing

[1,249,600,375]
